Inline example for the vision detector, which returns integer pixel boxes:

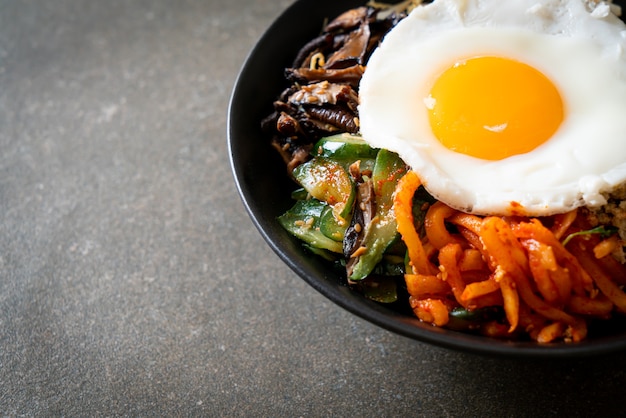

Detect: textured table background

[1,0,626,416]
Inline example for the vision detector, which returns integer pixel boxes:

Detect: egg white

[358,0,626,216]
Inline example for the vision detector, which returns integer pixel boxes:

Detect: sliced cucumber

[293,157,355,222]
[278,199,344,254]
[290,187,309,201]
[319,205,348,242]
[358,276,398,304]
[312,133,379,161]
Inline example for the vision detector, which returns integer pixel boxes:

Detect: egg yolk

[426,56,564,160]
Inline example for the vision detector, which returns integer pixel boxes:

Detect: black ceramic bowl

[228,0,626,357]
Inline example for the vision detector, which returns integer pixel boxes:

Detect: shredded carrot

[449,212,483,236]
[537,322,567,344]
[405,273,450,298]
[461,278,500,302]
[410,297,449,327]
[567,294,613,318]
[570,242,626,313]
[458,248,486,272]
[523,238,563,306]
[393,171,435,275]
[425,201,466,250]
[498,271,520,333]
[593,236,620,259]
[389,171,624,342]
[437,243,467,307]
[512,219,593,295]
[550,209,578,240]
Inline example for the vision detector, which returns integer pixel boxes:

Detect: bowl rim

[227,0,626,359]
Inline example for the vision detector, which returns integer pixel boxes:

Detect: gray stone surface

[1,0,625,416]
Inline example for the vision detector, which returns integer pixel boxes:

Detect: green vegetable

[449,307,496,322]
[292,157,355,222]
[278,199,344,254]
[302,243,339,262]
[358,276,398,303]
[290,187,309,201]
[312,133,379,161]
[348,149,408,280]
[412,185,437,238]
[561,225,617,247]
[319,205,348,242]
[446,306,503,331]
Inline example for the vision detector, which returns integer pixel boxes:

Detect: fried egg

[358,0,626,216]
